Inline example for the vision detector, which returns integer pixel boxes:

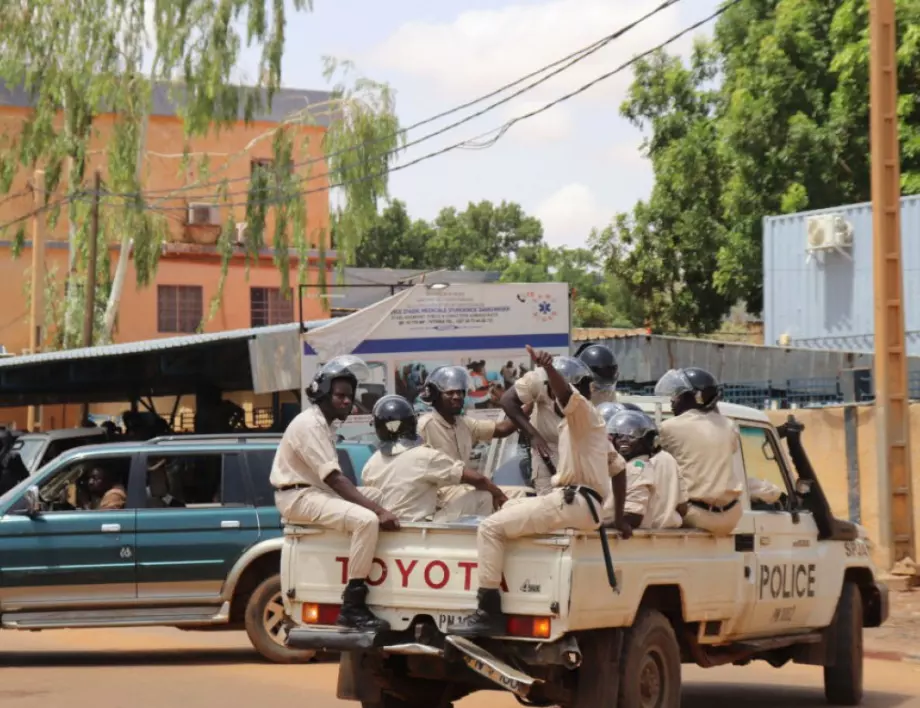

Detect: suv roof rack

[147,433,283,445]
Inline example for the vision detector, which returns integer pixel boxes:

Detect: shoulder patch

[632,460,645,469]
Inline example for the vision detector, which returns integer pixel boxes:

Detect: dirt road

[2,627,919,707]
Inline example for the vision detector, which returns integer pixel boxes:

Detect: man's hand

[377,509,401,531]
[611,518,633,539]
[530,433,552,460]
[526,344,553,368]
[490,487,509,510]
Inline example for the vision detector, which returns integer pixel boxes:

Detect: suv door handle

[101,523,121,533]
[220,520,241,529]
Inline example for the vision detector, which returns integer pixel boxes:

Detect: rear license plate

[436,612,471,632]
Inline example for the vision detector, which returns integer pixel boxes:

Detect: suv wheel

[244,574,316,664]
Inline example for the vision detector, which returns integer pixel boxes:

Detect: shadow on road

[682,682,913,708]
[0,648,340,668]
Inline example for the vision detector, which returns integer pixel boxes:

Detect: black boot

[337,579,390,632]
[447,588,505,637]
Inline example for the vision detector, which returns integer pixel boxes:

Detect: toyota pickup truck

[281,401,888,708]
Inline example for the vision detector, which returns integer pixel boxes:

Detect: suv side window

[144,453,247,508]
[738,425,793,501]
[32,455,133,512]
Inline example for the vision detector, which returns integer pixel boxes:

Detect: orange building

[0,81,336,428]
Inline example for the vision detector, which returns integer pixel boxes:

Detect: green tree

[351,199,433,269]
[0,4,401,348]
[603,0,920,331]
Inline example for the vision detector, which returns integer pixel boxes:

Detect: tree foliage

[0,2,400,348]
[596,0,920,333]
[354,199,641,328]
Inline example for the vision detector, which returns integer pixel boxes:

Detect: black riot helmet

[596,401,642,427]
[372,395,421,450]
[306,355,370,403]
[577,344,619,392]
[607,409,658,460]
[654,367,722,415]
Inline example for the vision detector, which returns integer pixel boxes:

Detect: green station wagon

[0,433,375,663]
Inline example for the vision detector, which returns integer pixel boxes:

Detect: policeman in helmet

[596,401,641,427]
[271,355,400,632]
[605,410,688,530]
[418,366,518,509]
[360,396,507,522]
[448,346,631,638]
[654,367,743,536]
[576,343,620,404]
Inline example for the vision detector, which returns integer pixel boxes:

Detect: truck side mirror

[24,485,41,516]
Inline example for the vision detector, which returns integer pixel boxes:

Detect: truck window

[738,425,792,496]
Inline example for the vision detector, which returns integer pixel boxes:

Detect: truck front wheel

[824,581,863,706]
[244,574,316,664]
[618,609,681,708]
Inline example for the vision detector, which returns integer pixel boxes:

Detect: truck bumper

[286,625,377,652]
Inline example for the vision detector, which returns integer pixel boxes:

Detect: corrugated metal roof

[0,320,331,370]
[573,327,650,341]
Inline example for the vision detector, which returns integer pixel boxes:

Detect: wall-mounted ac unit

[187,203,220,226]
[805,214,853,252]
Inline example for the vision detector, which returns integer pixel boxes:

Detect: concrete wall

[766,406,920,569]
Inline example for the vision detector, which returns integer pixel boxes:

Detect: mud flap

[572,628,624,708]
[337,651,383,703]
[445,635,542,699]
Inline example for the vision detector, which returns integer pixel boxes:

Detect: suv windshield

[12,437,46,473]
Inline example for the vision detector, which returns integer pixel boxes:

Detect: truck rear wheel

[824,581,863,706]
[244,574,316,664]
[618,609,681,708]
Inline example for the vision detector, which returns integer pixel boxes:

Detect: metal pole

[870,0,915,567]
[80,170,102,424]
[27,169,45,431]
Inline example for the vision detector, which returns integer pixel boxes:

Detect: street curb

[865,649,920,664]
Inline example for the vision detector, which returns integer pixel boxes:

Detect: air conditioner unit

[806,214,853,252]
[188,203,220,226]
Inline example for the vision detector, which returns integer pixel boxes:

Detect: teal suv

[0,433,375,663]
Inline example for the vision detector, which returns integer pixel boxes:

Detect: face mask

[591,386,617,404]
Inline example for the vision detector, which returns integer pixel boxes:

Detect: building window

[251,287,293,327]
[157,285,203,333]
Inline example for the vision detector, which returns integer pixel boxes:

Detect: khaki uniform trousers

[683,500,743,537]
[477,488,597,588]
[276,487,379,580]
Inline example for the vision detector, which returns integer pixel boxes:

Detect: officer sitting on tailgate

[576,343,620,404]
[271,355,400,632]
[654,367,744,536]
[418,366,517,509]
[360,395,507,522]
[605,409,688,530]
[448,347,632,638]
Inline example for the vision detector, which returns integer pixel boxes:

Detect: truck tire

[244,573,316,664]
[618,609,681,708]
[824,581,863,706]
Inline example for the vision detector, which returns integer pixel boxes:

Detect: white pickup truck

[280,400,889,708]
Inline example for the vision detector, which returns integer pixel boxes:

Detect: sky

[230,0,724,250]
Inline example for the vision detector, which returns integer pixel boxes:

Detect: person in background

[418,366,517,511]
[448,347,631,638]
[654,367,743,536]
[605,410,687,530]
[361,395,506,522]
[576,343,620,404]
[271,355,401,632]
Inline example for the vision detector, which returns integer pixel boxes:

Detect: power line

[100,0,685,201]
[112,0,739,213]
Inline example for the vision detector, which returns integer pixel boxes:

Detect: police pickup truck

[280,401,888,708]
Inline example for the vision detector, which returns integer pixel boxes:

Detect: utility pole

[869,0,915,567]
[80,170,102,424]
[26,169,45,432]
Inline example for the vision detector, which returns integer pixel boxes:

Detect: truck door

[735,423,823,636]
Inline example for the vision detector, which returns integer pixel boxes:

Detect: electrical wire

[98,0,685,201]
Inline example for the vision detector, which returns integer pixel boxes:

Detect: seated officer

[361,395,507,522]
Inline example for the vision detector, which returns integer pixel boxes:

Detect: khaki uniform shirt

[418,410,496,465]
[360,444,464,521]
[660,409,742,506]
[514,369,561,445]
[553,388,619,496]
[620,452,685,529]
[269,405,340,493]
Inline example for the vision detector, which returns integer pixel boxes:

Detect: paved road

[2,627,919,708]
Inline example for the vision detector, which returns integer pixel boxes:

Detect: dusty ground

[2,626,920,708]
[866,588,920,660]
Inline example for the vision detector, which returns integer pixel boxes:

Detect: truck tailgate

[282,523,569,637]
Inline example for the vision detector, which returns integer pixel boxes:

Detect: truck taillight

[302,603,340,625]
[505,615,551,639]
